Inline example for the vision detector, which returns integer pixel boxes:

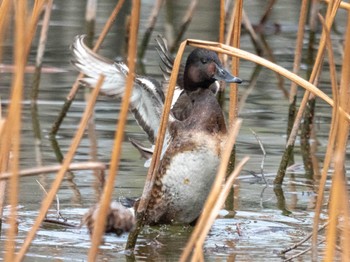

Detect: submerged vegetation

[0,0,349,261]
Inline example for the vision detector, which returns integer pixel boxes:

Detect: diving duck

[72,35,242,232]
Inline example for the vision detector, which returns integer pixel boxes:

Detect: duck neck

[183,78,213,92]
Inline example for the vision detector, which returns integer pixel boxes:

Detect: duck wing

[71,35,165,144]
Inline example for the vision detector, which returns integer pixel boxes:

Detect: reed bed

[0,0,349,261]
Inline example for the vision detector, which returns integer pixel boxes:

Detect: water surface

[1,0,348,261]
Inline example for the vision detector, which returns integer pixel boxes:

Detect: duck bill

[214,64,242,84]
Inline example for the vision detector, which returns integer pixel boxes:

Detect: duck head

[183,48,242,92]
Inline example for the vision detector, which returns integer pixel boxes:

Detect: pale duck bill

[214,63,242,84]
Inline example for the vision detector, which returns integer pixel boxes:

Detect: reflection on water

[0,0,348,261]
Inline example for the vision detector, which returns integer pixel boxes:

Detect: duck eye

[200,58,208,64]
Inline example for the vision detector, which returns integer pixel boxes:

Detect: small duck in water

[72,35,242,234]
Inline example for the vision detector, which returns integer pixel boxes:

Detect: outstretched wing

[71,35,165,144]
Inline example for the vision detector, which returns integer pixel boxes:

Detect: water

[1,0,348,261]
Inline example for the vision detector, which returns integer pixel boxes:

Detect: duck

[71,35,242,232]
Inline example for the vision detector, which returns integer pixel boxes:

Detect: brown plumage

[82,201,135,236]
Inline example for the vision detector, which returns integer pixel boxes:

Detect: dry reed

[3,1,27,260]
[15,75,105,261]
[180,119,247,261]
[0,162,106,181]
[311,13,340,259]
[87,1,140,260]
[186,39,342,112]
[0,0,11,243]
[126,39,189,251]
[0,1,349,261]
[126,32,349,250]
[0,0,11,62]
[227,0,242,123]
[275,0,342,184]
[323,3,350,259]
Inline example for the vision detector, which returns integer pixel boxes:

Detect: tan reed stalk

[0,0,11,236]
[311,14,340,260]
[15,75,105,261]
[0,0,12,62]
[223,0,242,210]
[50,0,125,136]
[126,39,188,250]
[0,162,106,180]
[324,7,350,259]
[3,1,27,260]
[216,0,226,108]
[0,4,49,255]
[274,0,342,184]
[191,156,249,261]
[324,0,350,10]
[228,0,242,124]
[180,119,243,262]
[0,107,5,225]
[87,1,140,259]
[0,0,47,160]
[138,0,164,60]
[124,35,350,250]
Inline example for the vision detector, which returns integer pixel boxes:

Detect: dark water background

[1,0,349,261]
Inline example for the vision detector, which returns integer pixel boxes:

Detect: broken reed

[180,118,248,261]
[88,0,140,260]
[0,1,349,261]
[323,1,350,260]
[0,0,49,260]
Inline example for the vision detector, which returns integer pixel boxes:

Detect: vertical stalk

[88,0,140,259]
[126,40,187,251]
[324,6,350,260]
[4,0,26,260]
[225,0,242,210]
[228,0,242,124]
[274,0,341,185]
[15,76,105,262]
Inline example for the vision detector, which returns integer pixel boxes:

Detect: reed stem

[87,1,140,259]
[15,75,105,261]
